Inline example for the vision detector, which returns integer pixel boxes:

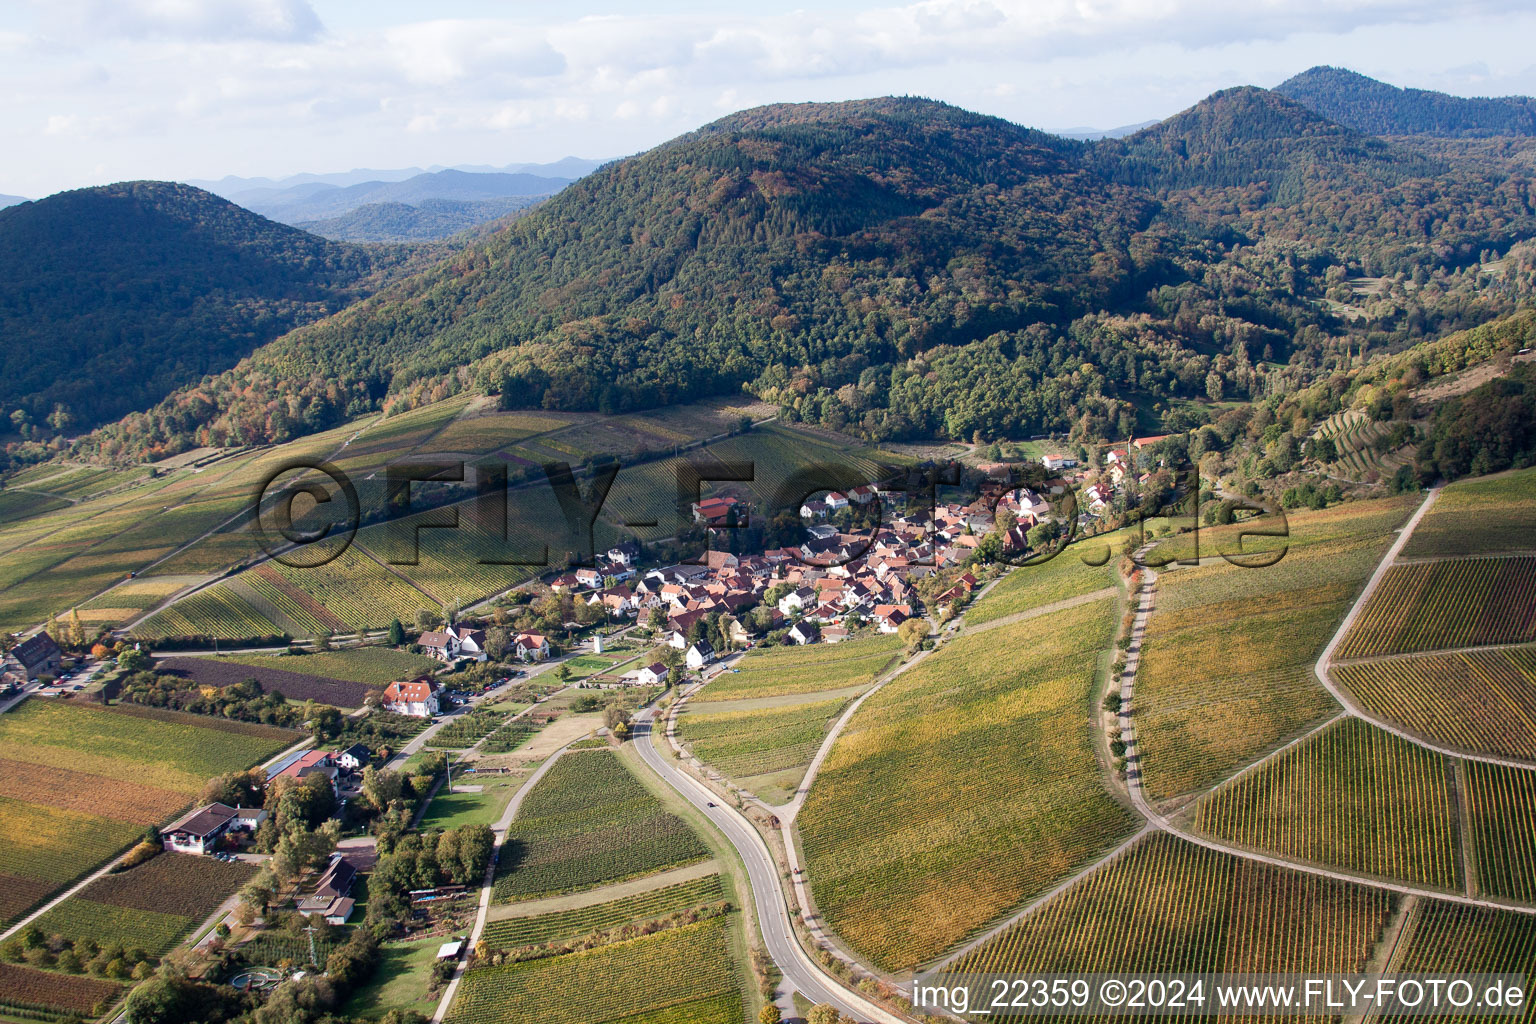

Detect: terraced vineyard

[949,833,1393,979]
[447,916,744,1024]
[1190,718,1463,890]
[1463,760,1536,902]
[1338,555,1536,659]
[483,874,727,949]
[1334,646,1536,761]
[1136,498,1414,800]
[697,633,900,701]
[798,598,1137,971]
[492,750,710,902]
[1403,466,1536,558]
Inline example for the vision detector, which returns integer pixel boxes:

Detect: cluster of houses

[162,743,372,923]
[540,480,1068,665]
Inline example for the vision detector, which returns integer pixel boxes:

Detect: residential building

[383,677,440,717]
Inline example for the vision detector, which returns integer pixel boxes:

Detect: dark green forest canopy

[0,181,417,432]
[1276,66,1536,139]
[62,93,1536,460]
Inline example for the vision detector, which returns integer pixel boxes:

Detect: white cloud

[4,0,1536,197]
[37,0,324,43]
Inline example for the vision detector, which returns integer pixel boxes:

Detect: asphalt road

[633,709,905,1024]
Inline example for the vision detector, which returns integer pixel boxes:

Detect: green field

[1334,646,1536,762]
[492,750,710,902]
[697,633,900,701]
[1403,467,1536,558]
[482,874,727,950]
[798,598,1137,971]
[950,832,1393,977]
[1190,717,1462,890]
[447,916,744,1024]
[1136,497,1414,801]
[1338,555,1536,659]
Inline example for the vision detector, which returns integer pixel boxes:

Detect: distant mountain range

[195,165,585,242]
[1276,66,1536,137]
[294,196,545,243]
[185,157,602,196]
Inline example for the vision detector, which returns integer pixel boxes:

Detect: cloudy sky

[5,0,1536,197]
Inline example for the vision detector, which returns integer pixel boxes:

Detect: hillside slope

[0,182,412,431]
[76,92,1536,460]
[1276,67,1536,138]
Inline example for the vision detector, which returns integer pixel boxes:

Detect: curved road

[633,710,906,1024]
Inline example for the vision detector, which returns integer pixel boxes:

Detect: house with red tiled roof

[383,677,439,717]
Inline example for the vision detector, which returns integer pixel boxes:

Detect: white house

[685,641,715,671]
[513,633,551,662]
[789,622,820,645]
[383,677,440,717]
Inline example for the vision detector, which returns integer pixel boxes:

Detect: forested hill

[75,92,1536,460]
[1276,66,1536,138]
[0,182,414,433]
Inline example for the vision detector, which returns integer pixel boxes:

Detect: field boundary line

[1120,531,1536,918]
[927,823,1155,972]
[429,737,581,1024]
[1313,486,1536,773]
[0,732,312,944]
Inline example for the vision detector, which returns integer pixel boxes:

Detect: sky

[5,0,1536,198]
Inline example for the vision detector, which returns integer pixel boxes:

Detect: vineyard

[1338,555,1536,659]
[1463,761,1536,903]
[0,963,122,1019]
[482,874,727,950]
[0,700,291,926]
[216,647,438,685]
[0,756,188,824]
[449,916,743,1024]
[677,694,849,782]
[798,598,1138,971]
[1313,409,1411,483]
[1333,646,1536,761]
[268,546,434,631]
[430,708,510,748]
[697,633,900,701]
[69,851,256,917]
[1402,466,1536,559]
[492,750,710,902]
[28,898,192,958]
[1190,718,1463,890]
[966,540,1120,626]
[949,833,1393,981]
[158,656,375,708]
[132,581,284,640]
[1389,900,1536,990]
[1136,498,1412,800]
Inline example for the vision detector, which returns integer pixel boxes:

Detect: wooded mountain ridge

[4,71,1534,464]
